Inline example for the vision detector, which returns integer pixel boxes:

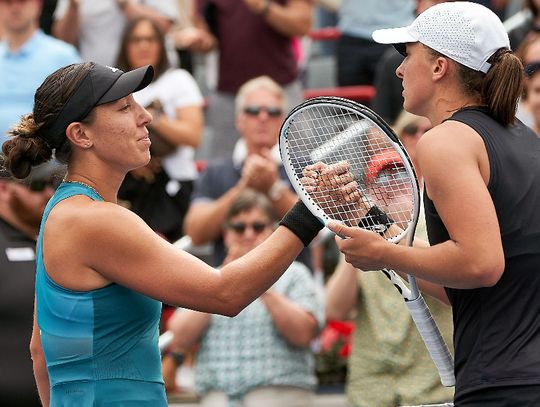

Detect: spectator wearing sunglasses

[184,76,313,270]
[167,189,324,406]
[0,160,64,406]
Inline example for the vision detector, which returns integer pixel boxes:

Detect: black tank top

[424,107,540,399]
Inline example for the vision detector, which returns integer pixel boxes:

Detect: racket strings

[285,104,416,238]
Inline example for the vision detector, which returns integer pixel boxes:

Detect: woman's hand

[328,221,390,271]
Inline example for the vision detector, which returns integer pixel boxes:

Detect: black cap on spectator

[45,64,154,148]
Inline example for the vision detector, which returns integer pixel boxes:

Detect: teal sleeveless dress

[35,182,166,406]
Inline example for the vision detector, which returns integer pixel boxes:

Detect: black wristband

[279,200,323,246]
[358,205,394,236]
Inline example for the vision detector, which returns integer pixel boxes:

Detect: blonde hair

[234,76,285,117]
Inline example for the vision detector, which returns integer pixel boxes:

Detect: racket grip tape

[279,200,324,246]
[405,295,455,387]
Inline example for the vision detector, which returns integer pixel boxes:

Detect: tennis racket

[279,96,455,387]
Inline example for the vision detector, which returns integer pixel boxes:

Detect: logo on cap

[106,66,119,73]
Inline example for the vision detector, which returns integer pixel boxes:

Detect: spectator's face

[223,207,273,260]
[524,39,540,65]
[236,88,284,152]
[0,0,40,35]
[126,20,162,69]
[528,71,540,130]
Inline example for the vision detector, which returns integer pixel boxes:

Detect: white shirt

[54,0,178,66]
[134,69,204,181]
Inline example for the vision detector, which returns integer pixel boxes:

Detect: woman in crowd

[116,16,204,242]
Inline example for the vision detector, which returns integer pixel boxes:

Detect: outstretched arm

[243,0,313,37]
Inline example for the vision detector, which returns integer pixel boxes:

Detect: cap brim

[97,65,154,105]
[372,26,417,44]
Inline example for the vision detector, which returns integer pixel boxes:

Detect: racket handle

[405,295,456,387]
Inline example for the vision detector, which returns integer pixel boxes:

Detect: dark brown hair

[428,47,524,127]
[226,189,276,224]
[2,62,95,179]
[526,0,540,18]
[115,16,170,80]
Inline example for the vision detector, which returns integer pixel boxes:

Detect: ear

[235,113,246,135]
[432,56,451,82]
[65,122,93,149]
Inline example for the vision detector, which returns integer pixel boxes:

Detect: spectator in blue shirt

[0,0,79,147]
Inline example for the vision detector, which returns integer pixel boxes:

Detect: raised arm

[243,0,313,37]
[328,122,505,289]
[147,105,204,149]
[167,308,211,353]
[45,199,312,316]
[260,291,318,347]
[52,0,80,46]
[325,255,359,321]
[117,0,176,34]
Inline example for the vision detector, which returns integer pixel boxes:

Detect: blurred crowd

[1,0,538,406]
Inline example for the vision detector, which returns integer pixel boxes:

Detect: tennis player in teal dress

[2,61,323,405]
[36,182,166,406]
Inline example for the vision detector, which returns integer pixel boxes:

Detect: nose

[139,104,153,126]
[396,62,404,79]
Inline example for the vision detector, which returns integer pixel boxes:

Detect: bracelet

[259,0,272,16]
[357,205,394,236]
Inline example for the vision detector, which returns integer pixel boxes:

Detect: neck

[5,26,37,52]
[63,173,121,203]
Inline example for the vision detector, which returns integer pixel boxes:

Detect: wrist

[268,179,287,201]
[117,0,131,11]
[165,351,185,365]
[258,0,272,16]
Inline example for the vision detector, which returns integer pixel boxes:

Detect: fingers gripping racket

[279,97,455,387]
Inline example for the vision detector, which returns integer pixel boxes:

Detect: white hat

[372,1,510,74]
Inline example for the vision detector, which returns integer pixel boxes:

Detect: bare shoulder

[416,120,486,167]
[45,195,156,251]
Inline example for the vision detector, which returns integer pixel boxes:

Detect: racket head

[279,97,421,243]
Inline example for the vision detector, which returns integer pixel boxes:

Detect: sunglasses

[244,106,283,117]
[227,221,269,234]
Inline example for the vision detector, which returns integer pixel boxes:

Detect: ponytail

[481,49,524,127]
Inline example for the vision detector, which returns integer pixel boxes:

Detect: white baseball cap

[372,1,510,74]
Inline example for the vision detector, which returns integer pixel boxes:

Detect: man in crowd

[0,161,64,406]
[183,75,312,268]
[0,0,80,146]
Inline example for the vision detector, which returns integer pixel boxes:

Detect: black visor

[45,63,154,148]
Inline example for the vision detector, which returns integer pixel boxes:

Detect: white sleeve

[143,0,179,20]
[170,70,204,108]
